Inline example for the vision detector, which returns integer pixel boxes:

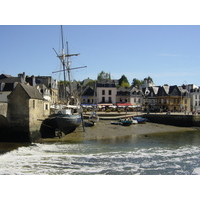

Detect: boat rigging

[52,25,87,101]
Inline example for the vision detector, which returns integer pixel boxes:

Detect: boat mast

[66,41,72,97]
[52,25,87,104]
[61,25,67,100]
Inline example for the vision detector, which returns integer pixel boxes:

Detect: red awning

[117,103,132,106]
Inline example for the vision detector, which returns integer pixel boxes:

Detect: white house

[96,79,117,106]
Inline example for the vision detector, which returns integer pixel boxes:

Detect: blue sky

[1,25,200,86]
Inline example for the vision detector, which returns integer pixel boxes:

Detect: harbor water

[1,129,200,175]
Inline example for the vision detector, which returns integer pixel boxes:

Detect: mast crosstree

[52,25,87,102]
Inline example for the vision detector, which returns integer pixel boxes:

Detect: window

[45,104,48,110]
[102,90,105,95]
[109,97,112,103]
[184,99,187,104]
[33,100,35,109]
[102,97,105,103]
[109,90,112,95]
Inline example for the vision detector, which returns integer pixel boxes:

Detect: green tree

[121,81,130,88]
[131,78,142,87]
[118,75,130,87]
[97,71,111,81]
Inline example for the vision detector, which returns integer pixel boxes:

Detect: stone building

[35,75,58,104]
[0,72,58,104]
[5,83,50,142]
[143,85,190,113]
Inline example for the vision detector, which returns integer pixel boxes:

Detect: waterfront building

[143,85,190,113]
[0,72,58,105]
[6,83,50,142]
[130,87,144,109]
[0,82,50,142]
[96,79,117,106]
[190,88,200,113]
[81,86,95,106]
[0,73,27,103]
[35,75,58,104]
[116,87,131,105]
[142,86,159,111]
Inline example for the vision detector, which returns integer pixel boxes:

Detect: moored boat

[88,111,99,125]
[119,118,133,126]
[41,26,86,138]
[133,116,148,123]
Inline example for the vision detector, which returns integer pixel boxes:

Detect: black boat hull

[40,114,82,138]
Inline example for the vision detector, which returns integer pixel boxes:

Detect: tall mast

[52,25,87,104]
[61,25,67,100]
[66,41,72,96]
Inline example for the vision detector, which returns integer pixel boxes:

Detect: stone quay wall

[143,114,200,127]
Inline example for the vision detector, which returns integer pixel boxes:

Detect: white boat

[119,118,138,125]
[88,111,99,125]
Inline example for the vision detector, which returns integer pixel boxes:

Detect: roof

[19,83,43,99]
[0,77,22,83]
[1,83,14,91]
[0,74,13,80]
[82,86,94,96]
[97,79,116,87]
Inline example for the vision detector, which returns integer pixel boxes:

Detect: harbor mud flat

[42,120,196,143]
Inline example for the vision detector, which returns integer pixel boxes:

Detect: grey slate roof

[0,77,22,83]
[0,74,13,80]
[97,79,116,87]
[20,83,43,100]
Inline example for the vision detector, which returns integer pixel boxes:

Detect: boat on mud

[88,111,99,125]
[133,116,148,123]
[40,26,86,138]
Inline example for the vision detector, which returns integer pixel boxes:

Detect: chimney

[31,75,36,86]
[18,72,26,83]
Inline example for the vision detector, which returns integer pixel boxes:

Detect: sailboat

[41,26,86,138]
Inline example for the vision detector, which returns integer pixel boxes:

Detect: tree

[118,75,130,87]
[97,71,111,81]
[121,81,130,88]
[144,76,153,83]
[131,78,142,87]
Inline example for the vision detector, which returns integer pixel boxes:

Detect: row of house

[81,79,200,113]
[0,72,59,104]
[1,72,200,115]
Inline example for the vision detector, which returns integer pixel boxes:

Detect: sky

[1,0,200,196]
[1,25,200,87]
